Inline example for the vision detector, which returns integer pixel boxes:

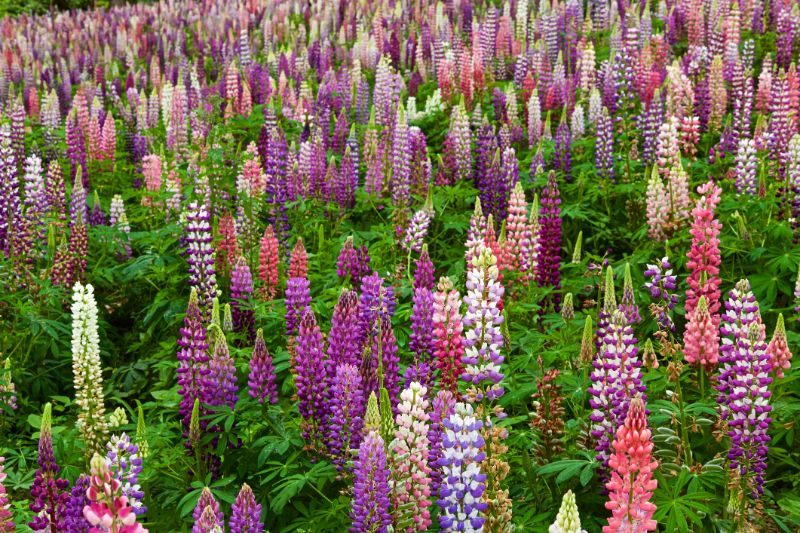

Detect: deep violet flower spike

[29,403,70,532]
[229,484,263,533]
[285,277,311,337]
[230,257,255,341]
[327,363,365,471]
[295,308,328,445]
[176,289,210,429]
[248,329,278,405]
[350,431,392,533]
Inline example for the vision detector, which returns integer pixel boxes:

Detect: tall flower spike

[177,289,211,430]
[537,171,562,309]
[768,314,792,379]
[284,277,311,337]
[550,490,587,533]
[248,329,277,404]
[71,282,108,455]
[205,333,238,412]
[63,474,90,532]
[258,226,280,300]
[184,202,220,320]
[295,308,328,446]
[230,257,255,341]
[350,431,392,533]
[603,397,658,533]
[288,238,308,279]
[327,363,365,471]
[192,488,223,526]
[434,277,464,396]
[684,296,719,366]
[229,484,263,533]
[505,182,533,274]
[685,182,722,326]
[106,433,145,515]
[29,403,70,532]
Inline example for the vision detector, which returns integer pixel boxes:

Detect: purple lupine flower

[248,329,277,405]
[206,335,238,411]
[414,245,435,291]
[192,487,224,526]
[327,363,365,471]
[588,310,646,471]
[596,108,614,181]
[106,433,145,515]
[63,474,91,532]
[29,403,70,532]
[229,484,263,533]
[231,257,255,341]
[285,276,311,337]
[495,146,519,220]
[619,263,641,325]
[401,206,433,254]
[184,202,220,321]
[69,173,88,228]
[391,107,411,210]
[336,146,358,210]
[66,112,88,186]
[337,237,369,285]
[438,402,487,531]
[357,273,396,350]
[406,285,435,390]
[450,103,472,182]
[554,120,572,182]
[474,121,498,208]
[365,317,400,412]
[643,257,680,332]
[717,279,773,498]
[536,171,562,309]
[295,308,328,444]
[350,430,391,533]
[327,289,361,371]
[641,96,664,166]
[177,289,211,430]
[89,193,106,227]
[428,389,456,497]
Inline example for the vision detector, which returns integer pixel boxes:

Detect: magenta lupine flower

[438,402,487,531]
[328,363,365,471]
[589,310,647,471]
[337,237,370,285]
[505,182,533,274]
[248,329,277,405]
[295,308,328,444]
[229,484,263,533]
[390,382,433,531]
[603,397,658,533]
[288,238,308,280]
[177,289,210,430]
[536,171,562,308]
[29,404,70,532]
[184,202,220,320]
[401,206,433,254]
[206,335,238,412]
[350,430,392,533]
[414,246,435,291]
[717,279,773,498]
[192,488,223,526]
[285,277,311,337]
[327,289,361,371]
[66,112,88,186]
[45,160,67,229]
[258,226,279,300]
[231,257,255,341]
[686,181,722,328]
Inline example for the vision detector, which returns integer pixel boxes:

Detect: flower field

[1,0,800,531]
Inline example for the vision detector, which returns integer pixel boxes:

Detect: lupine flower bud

[768,314,792,379]
[550,490,586,533]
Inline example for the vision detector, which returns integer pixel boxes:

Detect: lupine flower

[408,282,435,387]
[70,169,88,228]
[72,282,108,455]
[428,390,456,497]
[177,289,211,430]
[414,246,435,291]
[434,277,465,395]
[537,171,562,308]
[735,138,758,195]
[530,366,566,462]
[229,484,263,533]
[106,434,145,515]
[258,225,280,300]
[216,212,239,273]
[389,382,432,531]
[438,402,487,532]
[337,237,360,283]
[684,296,719,366]
[0,358,16,412]
[465,199,488,265]
[63,475,91,532]
[595,108,614,181]
[685,181,722,326]
[184,202,220,320]
[205,334,238,412]
[230,257,255,341]
[328,363,365,471]
[29,403,70,532]
[505,182,533,274]
[83,454,147,533]
[619,263,641,325]
[550,490,586,533]
[401,206,434,254]
[643,257,680,332]
[589,310,646,470]
[603,397,658,533]
[768,314,792,379]
[192,488,223,527]
[350,431,392,533]
[295,308,328,445]
[580,316,595,364]
[288,238,308,279]
[717,279,773,498]
[248,329,277,404]
[284,277,311,337]
[327,289,361,370]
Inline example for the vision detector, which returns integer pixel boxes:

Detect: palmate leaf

[536,456,597,486]
[653,467,714,533]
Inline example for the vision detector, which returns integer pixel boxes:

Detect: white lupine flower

[549,490,587,533]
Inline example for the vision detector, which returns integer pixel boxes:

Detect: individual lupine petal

[434,277,464,396]
[619,263,641,325]
[295,308,328,445]
[288,238,308,279]
[248,329,277,404]
[350,431,392,533]
[230,257,255,341]
[285,277,311,337]
[29,403,70,532]
[258,226,280,300]
[549,490,587,533]
[437,402,487,532]
[684,296,719,366]
[229,484,263,533]
[603,397,658,533]
[71,282,108,456]
[768,314,792,379]
[327,363,365,471]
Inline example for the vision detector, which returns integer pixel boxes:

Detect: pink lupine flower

[603,397,658,533]
[288,238,308,279]
[141,155,162,206]
[768,314,792,379]
[684,296,719,366]
[258,225,280,300]
[685,181,723,326]
[505,182,533,274]
[100,113,116,163]
[216,212,239,273]
[434,277,465,396]
[83,454,148,533]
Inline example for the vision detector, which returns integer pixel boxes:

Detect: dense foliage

[0,0,799,531]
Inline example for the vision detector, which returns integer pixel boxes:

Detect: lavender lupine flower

[391,106,411,210]
[537,171,562,309]
[295,308,328,445]
[350,431,392,533]
[192,488,224,527]
[554,120,572,182]
[401,206,434,253]
[106,433,145,515]
[230,257,255,341]
[717,279,773,498]
[438,402,487,532]
[428,390,456,497]
[619,264,641,325]
[229,484,263,533]
[366,317,401,413]
[406,284,435,390]
[735,138,758,195]
[596,108,614,181]
[177,289,211,430]
[327,289,362,370]
[69,170,88,228]
[206,333,238,412]
[63,475,91,532]
[589,310,647,471]
[285,277,311,337]
[328,363,365,471]
[357,272,397,350]
[0,126,20,255]
[643,257,680,332]
[23,154,48,241]
[29,403,70,532]
[248,329,277,405]
[184,202,220,320]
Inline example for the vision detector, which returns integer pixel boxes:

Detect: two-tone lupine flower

[643,256,680,332]
[0,358,16,412]
[619,263,641,325]
[29,403,70,532]
[735,138,758,195]
[350,430,392,533]
[595,108,614,181]
[106,433,145,515]
[401,205,434,254]
[205,334,238,412]
[184,202,220,320]
[248,329,277,404]
[429,390,456,497]
[462,245,505,403]
[288,238,308,279]
[717,279,773,498]
[284,277,311,337]
[589,310,647,470]
[63,474,91,532]
[192,488,224,527]
[414,246,435,291]
[328,363,365,471]
[536,171,562,308]
[438,402,487,532]
[69,169,88,229]
[231,257,255,341]
[83,453,147,533]
[23,154,48,241]
[686,181,722,326]
[549,490,587,533]
[449,102,472,182]
[72,282,108,455]
[434,277,465,395]
[295,308,328,445]
[177,289,211,430]
[258,226,280,300]
[768,314,792,379]
[504,182,533,275]
[684,296,719,366]
[603,397,658,533]
[645,167,670,241]
[229,484,263,533]
[465,198,488,265]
